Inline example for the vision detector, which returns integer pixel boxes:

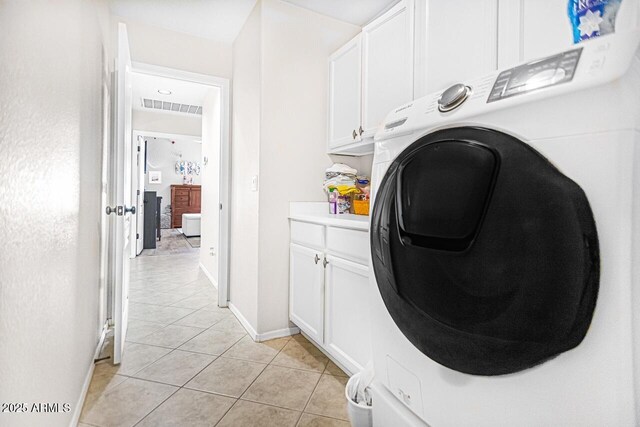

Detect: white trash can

[345,372,373,427]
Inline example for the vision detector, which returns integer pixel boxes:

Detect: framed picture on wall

[149,171,162,184]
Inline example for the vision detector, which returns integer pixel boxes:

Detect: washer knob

[438,83,471,112]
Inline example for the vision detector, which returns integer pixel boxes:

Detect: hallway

[79,250,349,427]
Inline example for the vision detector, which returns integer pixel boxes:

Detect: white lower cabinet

[289,220,372,374]
[289,243,325,344]
[324,255,371,371]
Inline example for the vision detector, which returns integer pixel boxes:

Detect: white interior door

[110,23,133,364]
[136,135,146,255]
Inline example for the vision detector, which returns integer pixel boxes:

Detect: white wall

[258,0,361,333]
[112,15,233,79]
[144,137,202,203]
[133,110,202,137]
[230,2,262,329]
[230,0,360,335]
[0,0,109,425]
[200,88,222,284]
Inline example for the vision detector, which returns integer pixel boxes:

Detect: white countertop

[289,202,370,231]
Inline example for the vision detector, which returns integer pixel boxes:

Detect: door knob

[323,257,329,268]
[124,206,136,215]
[314,254,320,264]
[105,206,117,215]
[359,125,364,136]
[352,129,357,140]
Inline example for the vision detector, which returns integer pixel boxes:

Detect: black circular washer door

[371,127,599,376]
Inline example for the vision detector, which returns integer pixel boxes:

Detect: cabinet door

[498,0,574,69]
[419,0,498,95]
[290,244,325,344]
[521,0,574,62]
[190,187,201,211]
[324,255,371,373]
[362,0,414,137]
[328,35,362,150]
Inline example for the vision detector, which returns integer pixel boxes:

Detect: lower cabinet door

[289,244,325,344]
[324,255,371,373]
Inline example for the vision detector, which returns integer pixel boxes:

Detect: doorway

[128,63,231,308]
[101,26,232,366]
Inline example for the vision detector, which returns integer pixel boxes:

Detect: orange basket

[353,199,370,216]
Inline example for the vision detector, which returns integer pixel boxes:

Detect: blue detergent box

[568,0,623,42]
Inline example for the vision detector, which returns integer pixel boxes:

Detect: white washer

[369,30,640,426]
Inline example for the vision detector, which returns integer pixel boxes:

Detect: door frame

[130,130,203,258]
[130,62,231,307]
[130,133,144,258]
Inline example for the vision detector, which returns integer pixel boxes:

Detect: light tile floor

[80,248,350,427]
[138,229,199,257]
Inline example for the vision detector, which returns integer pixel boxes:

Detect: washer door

[371,127,599,376]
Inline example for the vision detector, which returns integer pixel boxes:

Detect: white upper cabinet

[521,0,574,61]
[415,0,498,97]
[361,0,414,138]
[328,35,362,150]
[498,0,574,69]
[328,0,415,155]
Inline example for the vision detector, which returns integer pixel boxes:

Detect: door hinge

[137,189,140,196]
[137,146,141,152]
[219,203,223,210]
[136,233,140,239]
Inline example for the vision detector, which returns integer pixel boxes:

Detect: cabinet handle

[323,257,329,268]
[352,129,357,140]
[314,254,320,264]
[359,125,364,136]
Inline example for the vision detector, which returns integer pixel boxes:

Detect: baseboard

[256,326,300,342]
[199,262,218,289]
[70,321,108,426]
[228,302,258,340]
[69,354,97,427]
[227,303,300,343]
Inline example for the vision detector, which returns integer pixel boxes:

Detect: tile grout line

[127,249,223,427]
[127,349,228,427]
[86,246,349,426]
[130,381,181,427]
[297,363,326,425]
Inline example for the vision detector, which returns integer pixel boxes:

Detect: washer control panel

[488,48,583,103]
[438,83,472,112]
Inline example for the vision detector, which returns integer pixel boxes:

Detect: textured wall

[229,2,262,329]
[0,0,108,425]
[229,0,360,335]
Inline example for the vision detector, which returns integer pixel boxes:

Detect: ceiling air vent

[141,98,203,116]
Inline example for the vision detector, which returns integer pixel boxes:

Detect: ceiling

[109,0,258,44]
[281,0,398,26]
[109,0,398,44]
[131,72,212,115]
